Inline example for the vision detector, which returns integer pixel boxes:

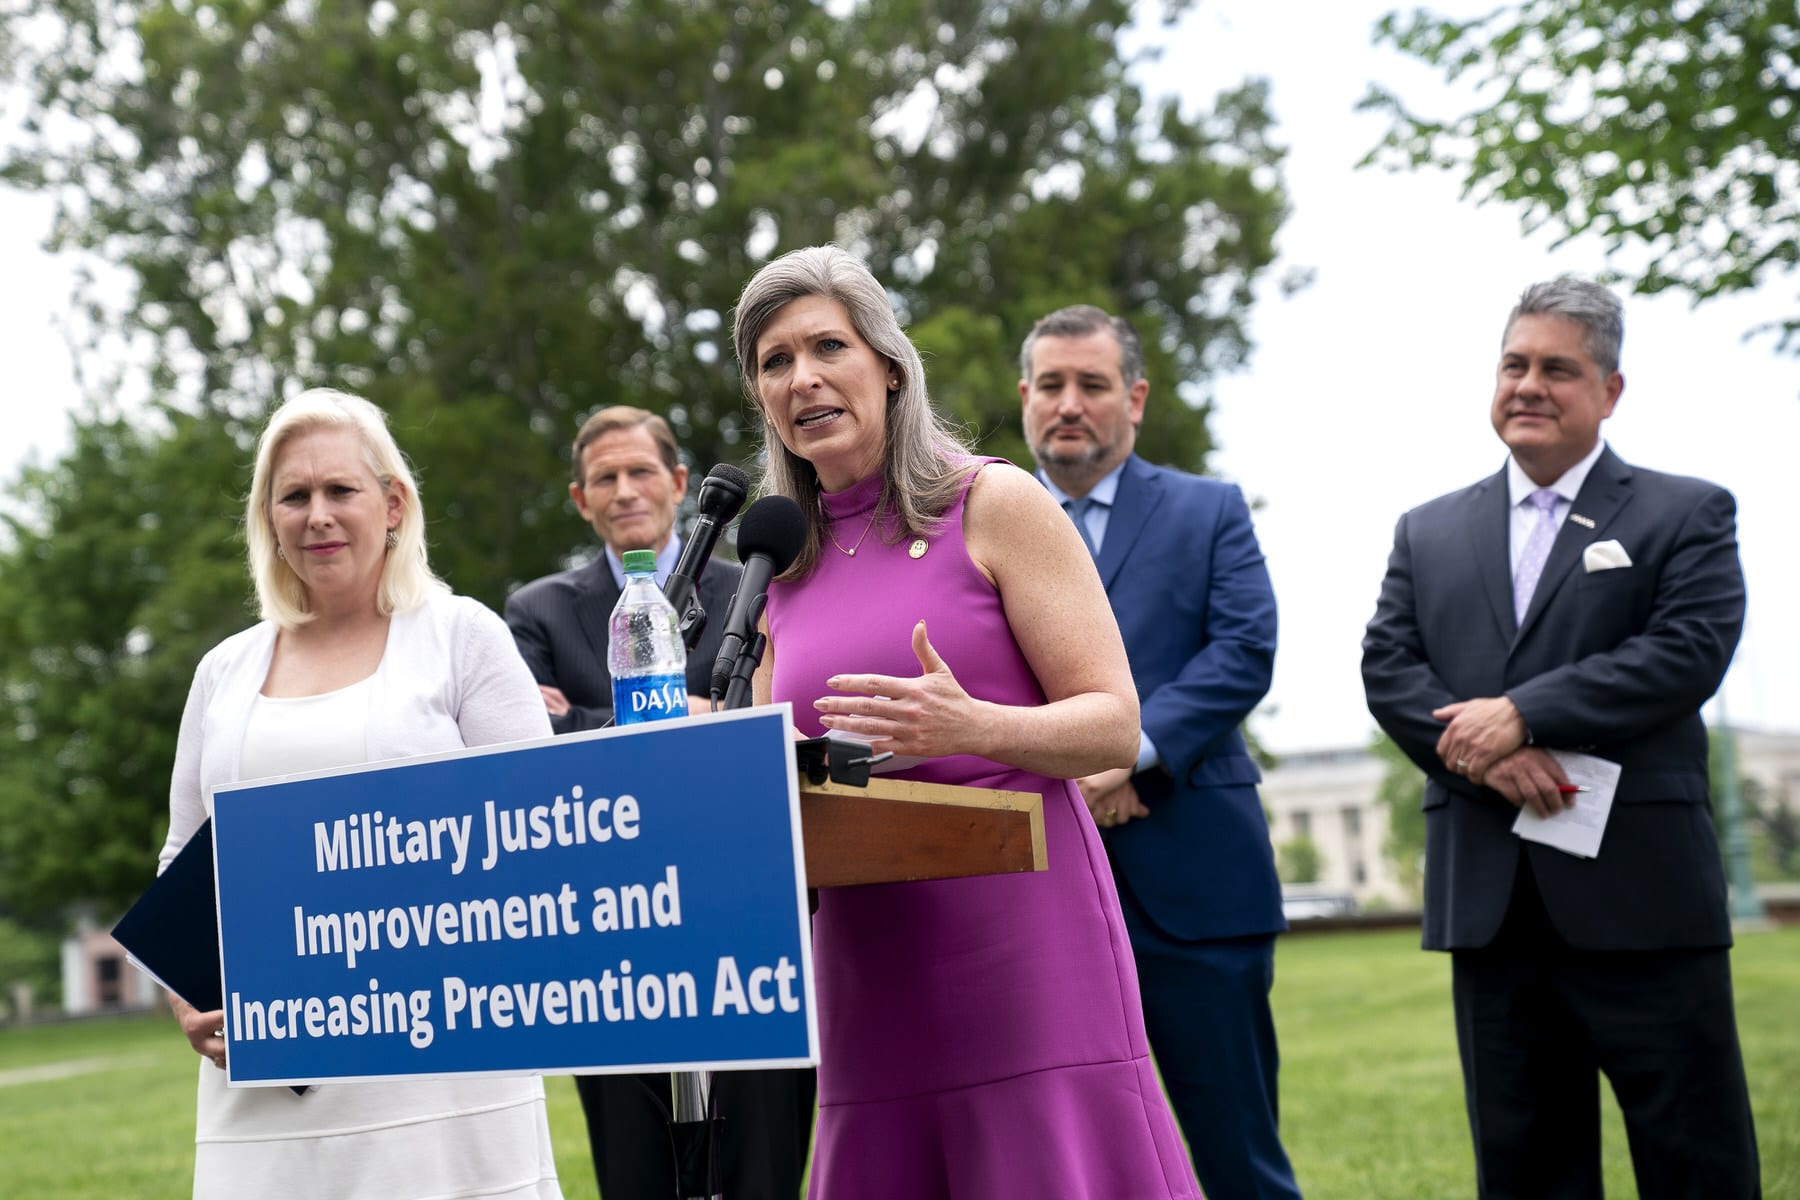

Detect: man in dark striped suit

[506,405,742,730]
[506,405,814,1198]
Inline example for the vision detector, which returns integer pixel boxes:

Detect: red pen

[1556,785,1591,795]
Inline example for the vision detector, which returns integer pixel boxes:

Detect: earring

[275,545,285,561]
[386,529,399,549]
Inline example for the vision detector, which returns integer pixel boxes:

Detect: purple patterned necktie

[1513,487,1561,623]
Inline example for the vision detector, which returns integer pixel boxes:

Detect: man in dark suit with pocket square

[506,405,813,1198]
[1362,278,1759,1199]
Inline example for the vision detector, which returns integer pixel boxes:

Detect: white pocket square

[1583,540,1632,572]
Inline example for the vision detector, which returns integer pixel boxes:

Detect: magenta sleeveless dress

[767,462,1201,1199]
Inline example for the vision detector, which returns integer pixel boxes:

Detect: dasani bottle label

[613,671,689,725]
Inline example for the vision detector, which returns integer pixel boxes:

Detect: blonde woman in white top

[158,388,562,1200]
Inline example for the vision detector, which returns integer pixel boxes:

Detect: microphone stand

[669,619,723,1198]
[717,624,768,714]
[667,1070,720,1200]
[667,490,801,1198]
[666,500,731,1200]
[666,604,777,1197]
[675,597,709,655]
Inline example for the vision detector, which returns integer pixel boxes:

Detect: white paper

[120,952,183,1006]
[1511,750,1620,858]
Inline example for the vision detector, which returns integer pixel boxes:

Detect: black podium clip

[793,736,892,788]
[670,1115,726,1198]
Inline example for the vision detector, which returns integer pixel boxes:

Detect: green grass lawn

[3,927,1793,1198]
[1274,926,1798,1198]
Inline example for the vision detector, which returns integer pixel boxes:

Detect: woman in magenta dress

[733,245,1201,1199]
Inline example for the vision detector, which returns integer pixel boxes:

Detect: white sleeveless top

[240,677,373,780]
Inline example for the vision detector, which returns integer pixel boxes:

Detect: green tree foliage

[0,1,1287,916]
[0,410,249,921]
[1709,728,1800,883]
[1370,730,1425,900]
[2,0,1288,602]
[0,914,62,1013]
[1275,833,1322,886]
[1360,0,1800,351]
[1748,783,1800,881]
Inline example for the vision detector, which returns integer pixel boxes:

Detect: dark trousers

[574,1067,815,1200]
[1450,861,1759,1200]
[1118,883,1304,1200]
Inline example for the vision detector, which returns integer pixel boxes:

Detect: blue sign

[210,706,816,1087]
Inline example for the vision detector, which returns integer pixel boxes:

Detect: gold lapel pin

[908,538,928,559]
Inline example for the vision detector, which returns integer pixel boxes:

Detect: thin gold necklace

[824,504,879,557]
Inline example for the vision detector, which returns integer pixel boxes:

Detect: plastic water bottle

[608,549,690,725]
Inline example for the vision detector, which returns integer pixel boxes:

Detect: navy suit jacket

[1091,454,1286,942]
[504,553,743,732]
[1362,447,1743,951]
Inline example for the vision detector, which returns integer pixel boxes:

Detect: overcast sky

[3,0,1796,752]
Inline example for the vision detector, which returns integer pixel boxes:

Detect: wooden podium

[798,776,1047,888]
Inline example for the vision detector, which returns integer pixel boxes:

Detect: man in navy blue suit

[1021,305,1302,1199]
[506,405,814,1199]
[1362,279,1758,1198]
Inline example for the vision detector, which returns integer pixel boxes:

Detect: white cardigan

[161,590,552,871]
[159,590,563,1200]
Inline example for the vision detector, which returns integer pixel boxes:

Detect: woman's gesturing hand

[816,620,990,761]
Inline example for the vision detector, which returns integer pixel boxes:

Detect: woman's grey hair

[731,245,975,579]
[1019,304,1146,385]
[1505,278,1625,377]
[245,387,447,628]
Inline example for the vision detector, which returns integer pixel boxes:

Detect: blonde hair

[245,388,447,628]
[731,245,975,578]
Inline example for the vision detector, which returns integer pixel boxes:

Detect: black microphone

[710,495,808,706]
[664,463,750,651]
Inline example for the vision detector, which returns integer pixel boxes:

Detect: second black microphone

[710,495,808,708]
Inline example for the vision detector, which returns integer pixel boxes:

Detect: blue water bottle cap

[621,549,657,574]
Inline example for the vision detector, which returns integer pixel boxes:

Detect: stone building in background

[1261,727,1800,917]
